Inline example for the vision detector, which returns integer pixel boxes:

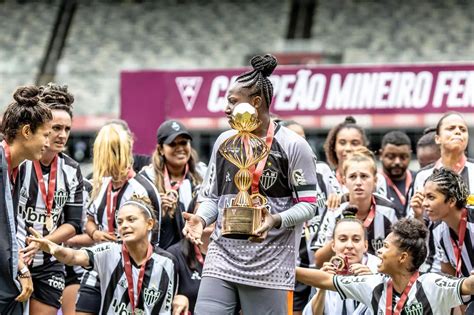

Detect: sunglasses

[167,139,190,147]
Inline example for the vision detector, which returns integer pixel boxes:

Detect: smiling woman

[297,218,474,315]
[27,194,179,315]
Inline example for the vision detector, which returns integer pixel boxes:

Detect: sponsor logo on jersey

[339,276,367,285]
[435,277,457,288]
[292,169,307,186]
[48,275,65,290]
[175,76,203,112]
[191,270,201,280]
[260,169,278,190]
[144,286,161,307]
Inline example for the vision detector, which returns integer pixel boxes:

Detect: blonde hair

[91,123,134,199]
[342,147,377,177]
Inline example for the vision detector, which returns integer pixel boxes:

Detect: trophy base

[222,206,261,239]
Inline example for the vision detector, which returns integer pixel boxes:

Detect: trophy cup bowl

[218,103,270,239]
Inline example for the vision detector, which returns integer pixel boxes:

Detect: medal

[165,189,179,210]
[45,215,54,232]
[330,255,350,275]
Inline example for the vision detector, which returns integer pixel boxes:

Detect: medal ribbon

[106,169,135,233]
[122,243,153,314]
[194,244,204,265]
[249,121,275,194]
[386,271,419,315]
[451,208,467,277]
[363,196,377,228]
[33,156,58,216]
[381,171,412,206]
[434,155,467,174]
[164,164,189,191]
[2,140,19,185]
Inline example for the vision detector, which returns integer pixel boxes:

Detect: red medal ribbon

[249,121,275,194]
[434,155,467,174]
[106,169,135,233]
[194,244,204,265]
[363,196,377,228]
[33,156,58,216]
[164,164,189,191]
[2,140,19,185]
[381,171,412,206]
[386,271,419,315]
[122,243,153,314]
[451,208,468,277]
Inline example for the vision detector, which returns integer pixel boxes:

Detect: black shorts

[75,270,101,313]
[30,261,65,309]
[64,265,83,286]
[293,280,311,311]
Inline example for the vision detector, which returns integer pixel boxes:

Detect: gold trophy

[219,103,270,239]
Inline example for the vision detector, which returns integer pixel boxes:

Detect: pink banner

[121,63,474,153]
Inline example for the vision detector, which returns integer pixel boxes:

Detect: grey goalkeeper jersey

[197,124,318,290]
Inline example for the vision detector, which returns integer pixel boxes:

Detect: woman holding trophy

[182,54,318,314]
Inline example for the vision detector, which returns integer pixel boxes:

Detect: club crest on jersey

[371,238,384,251]
[144,286,161,307]
[292,169,307,186]
[54,189,68,209]
[404,302,423,315]
[118,278,127,288]
[260,169,278,190]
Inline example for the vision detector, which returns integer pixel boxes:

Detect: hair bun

[40,82,74,107]
[13,86,41,107]
[344,116,357,124]
[342,205,358,218]
[250,54,278,77]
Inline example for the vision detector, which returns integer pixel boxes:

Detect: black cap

[157,120,192,145]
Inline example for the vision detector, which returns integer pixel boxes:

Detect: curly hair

[425,168,469,209]
[1,86,52,142]
[39,82,74,118]
[235,54,278,108]
[391,218,428,272]
[324,116,369,168]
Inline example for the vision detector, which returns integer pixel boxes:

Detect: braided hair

[425,168,469,209]
[39,82,74,118]
[235,54,278,108]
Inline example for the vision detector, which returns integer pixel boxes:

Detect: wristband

[19,265,29,275]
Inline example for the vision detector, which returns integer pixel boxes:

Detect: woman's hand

[182,212,204,245]
[21,240,41,265]
[160,192,178,212]
[349,263,372,276]
[410,191,425,220]
[92,230,117,242]
[172,294,189,315]
[320,262,337,275]
[249,207,281,243]
[16,276,33,302]
[326,193,341,210]
[25,227,59,256]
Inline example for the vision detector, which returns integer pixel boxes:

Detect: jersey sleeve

[310,209,338,250]
[84,242,116,273]
[333,274,384,306]
[425,273,464,308]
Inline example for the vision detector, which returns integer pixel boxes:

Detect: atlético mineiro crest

[260,169,278,190]
[143,286,161,307]
[175,77,203,112]
[371,238,384,252]
[54,189,68,209]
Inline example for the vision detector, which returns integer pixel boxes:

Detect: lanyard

[386,271,419,315]
[450,208,468,276]
[164,164,189,191]
[249,121,275,194]
[106,170,135,233]
[194,244,204,265]
[33,156,58,216]
[434,155,467,174]
[2,140,19,185]
[381,171,412,206]
[363,196,377,228]
[122,243,153,314]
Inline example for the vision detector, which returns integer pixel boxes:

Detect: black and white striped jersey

[87,173,161,245]
[311,195,398,255]
[376,171,415,219]
[16,152,84,267]
[406,159,474,272]
[433,208,474,278]
[303,254,380,315]
[85,242,178,315]
[334,272,465,315]
[298,160,341,268]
